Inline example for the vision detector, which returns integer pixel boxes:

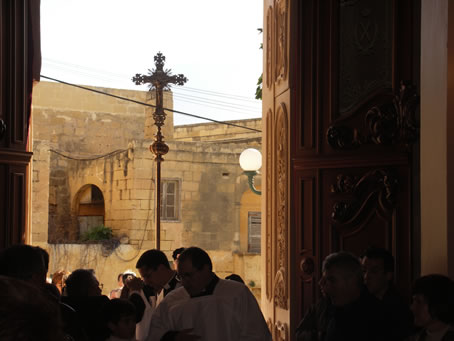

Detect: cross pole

[132,52,187,250]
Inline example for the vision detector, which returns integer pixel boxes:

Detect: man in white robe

[147,247,272,341]
[128,249,181,341]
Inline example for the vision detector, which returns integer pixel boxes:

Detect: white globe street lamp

[239,148,262,195]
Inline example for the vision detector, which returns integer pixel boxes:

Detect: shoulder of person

[443,326,454,341]
[217,278,244,290]
[160,286,189,303]
[217,278,246,290]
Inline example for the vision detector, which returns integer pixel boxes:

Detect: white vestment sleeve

[239,286,272,341]
[146,298,169,341]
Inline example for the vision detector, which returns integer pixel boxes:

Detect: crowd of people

[0,244,453,341]
[0,245,269,341]
[295,248,454,341]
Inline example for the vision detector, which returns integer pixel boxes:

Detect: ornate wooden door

[261,0,420,339]
[0,0,39,248]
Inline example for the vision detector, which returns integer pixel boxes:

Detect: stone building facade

[31,81,262,296]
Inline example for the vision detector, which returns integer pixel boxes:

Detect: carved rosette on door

[300,257,315,277]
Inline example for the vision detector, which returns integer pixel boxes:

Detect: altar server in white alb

[147,247,272,341]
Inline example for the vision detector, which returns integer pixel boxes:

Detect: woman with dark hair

[408,274,454,341]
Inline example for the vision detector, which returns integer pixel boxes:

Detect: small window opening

[77,185,105,236]
[248,211,261,253]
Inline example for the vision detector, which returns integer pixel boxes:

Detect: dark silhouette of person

[62,269,110,341]
[319,251,391,341]
[225,273,245,284]
[0,244,86,340]
[0,275,64,341]
[407,274,454,340]
[172,247,185,270]
[361,247,414,340]
[102,299,137,341]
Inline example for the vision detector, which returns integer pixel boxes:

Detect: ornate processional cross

[132,52,187,250]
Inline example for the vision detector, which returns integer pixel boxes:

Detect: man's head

[117,273,124,287]
[65,269,102,297]
[34,246,49,274]
[121,271,136,287]
[410,274,454,328]
[136,249,172,291]
[104,299,136,339]
[320,252,363,307]
[361,247,394,299]
[225,274,245,284]
[172,247,185,270]
[0,244,47,288]
[0,276,64,341]
[177,247,213,296]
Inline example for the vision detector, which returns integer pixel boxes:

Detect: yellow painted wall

[420,0,454,277]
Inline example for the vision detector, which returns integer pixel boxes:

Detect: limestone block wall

[173,118,262,143]
[161,140,256,251]
[32,82,172,242]
[31,81,263,299]
[32,139,51,243]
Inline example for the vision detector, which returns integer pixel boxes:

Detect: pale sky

[40,0,264,126]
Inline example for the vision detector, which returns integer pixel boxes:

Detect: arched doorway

[75,184,105,237]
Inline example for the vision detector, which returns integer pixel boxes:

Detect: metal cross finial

[132,52,187,130]
[132,52,187,250]
[154,52,165,69]
[132,51,187,91]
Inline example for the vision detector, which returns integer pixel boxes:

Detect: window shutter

[160,180,180,220]
[248,211,261,253]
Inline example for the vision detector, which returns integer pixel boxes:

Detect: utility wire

[43,58,261,102]
[172,92,261,111]
[171,94,260,115]
[173,86,259,102]
[40,75,262,133]
[44,64,261,108]
[171,97,260,117]
[43,63,261,109]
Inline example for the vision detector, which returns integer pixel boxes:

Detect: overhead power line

[173,86,259,103]
[172,92,261,111]
[42,58,261,103]
[172,94,261,116]
[171,96,260,117]
[39,75,262,133]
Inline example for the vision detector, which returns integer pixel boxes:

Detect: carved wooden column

[262,0,292,339]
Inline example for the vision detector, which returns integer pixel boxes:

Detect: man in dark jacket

[361,247,414,340]
[320,252,391,341]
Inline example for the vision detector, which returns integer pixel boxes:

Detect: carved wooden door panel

[262,0,419,339]
[261,0,291,338]
[0,1,37,248]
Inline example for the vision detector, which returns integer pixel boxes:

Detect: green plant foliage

[255,28,263,100]
[255,73,263,100]
[80,225,113,242]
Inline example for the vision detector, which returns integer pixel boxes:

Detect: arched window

[76,184,105,236]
